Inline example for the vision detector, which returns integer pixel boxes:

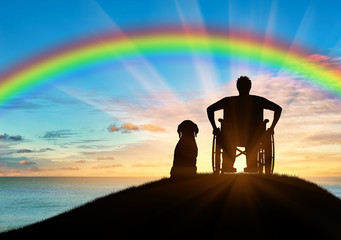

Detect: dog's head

[177,120,199,138]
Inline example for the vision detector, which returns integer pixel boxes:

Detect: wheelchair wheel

[212,134,221,174]
[258,133,275,175]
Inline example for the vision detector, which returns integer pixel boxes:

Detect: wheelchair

[212,119,275,175]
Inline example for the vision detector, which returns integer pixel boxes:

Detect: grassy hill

[2,174,341,239]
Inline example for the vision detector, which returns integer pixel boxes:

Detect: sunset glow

[1,0,341,177]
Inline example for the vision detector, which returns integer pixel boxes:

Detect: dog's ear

[194,124,199,137]
[177,124,182,138]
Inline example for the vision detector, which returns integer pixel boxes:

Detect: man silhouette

[207,76,282,172]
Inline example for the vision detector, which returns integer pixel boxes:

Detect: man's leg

[245,140,259,172]
[221,134,236,172]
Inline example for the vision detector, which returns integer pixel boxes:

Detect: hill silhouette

[1,174,341,239]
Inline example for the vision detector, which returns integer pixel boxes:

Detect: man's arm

[263,98,282,133]
[269,104,281,132]
[207,98,225,133]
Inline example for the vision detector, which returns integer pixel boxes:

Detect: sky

[0,0,341,177]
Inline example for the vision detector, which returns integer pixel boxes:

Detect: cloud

[29,167,41,172]
[1,99,42,110]
[17,149,33,153]
[131,163,170,167]
[40,148,54,152]
[305,133,341,145]
[59,167,79,171]
[0,156,30,168]
[16,148,54,153]
[41,130,76,139]
[75,160,86,163]
[140,124,166,132]
[0,134,23,141]
[307,54,330,62]
[97,157,115,160]
[306,53,341,70]
[92,164,123,169]
[19,160,35,165]
[107,125,119,132]
[120,123,139,132]
[108,123,166,133]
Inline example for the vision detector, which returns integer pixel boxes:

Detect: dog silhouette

[170,120,199,178]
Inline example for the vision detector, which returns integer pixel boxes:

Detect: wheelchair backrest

[220,96,267,145]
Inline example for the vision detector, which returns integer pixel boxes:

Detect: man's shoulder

[222,96,238,101]
[219,96,239,105]
[212,96,237,108]
[250,94,264,99]
[250,95,269,102]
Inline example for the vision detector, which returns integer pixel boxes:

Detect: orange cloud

[75,160,86,163]
[92,164,123,169]
[108,122,166,133]
[140,124,166,132]
[19,160,35,165]
[120,123,139,131]
[108,124,119,132]
[132,163,170,167]
[97,157,115,160]
[60,167,79,171]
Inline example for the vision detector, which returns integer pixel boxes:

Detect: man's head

[236,76,251,95]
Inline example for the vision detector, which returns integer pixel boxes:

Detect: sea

[0,176,340,233]
[0,177,157,233]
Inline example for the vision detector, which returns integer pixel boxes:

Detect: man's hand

[213,128,221,135]
[267,127,274,135]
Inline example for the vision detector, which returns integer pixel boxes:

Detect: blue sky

[1,0,341,177]
[1,0,341,68]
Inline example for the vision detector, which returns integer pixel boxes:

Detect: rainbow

[1,26,341,105]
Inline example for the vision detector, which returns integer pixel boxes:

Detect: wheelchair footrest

[244,167,260,173]
[221,167,237,173]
